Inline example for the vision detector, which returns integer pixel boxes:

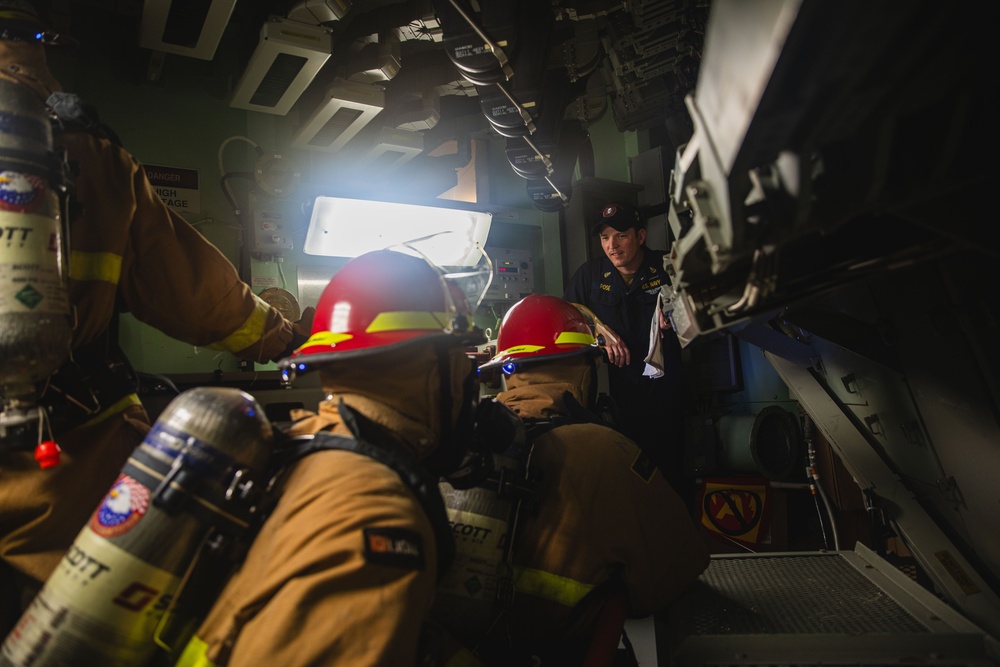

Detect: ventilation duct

[291,78,385,152]
[392,92,441,132]
[344,31,402,84]
[289,2,441,153]
[139,0,237,60]
[229,18,333,116]
[287,0,353,24]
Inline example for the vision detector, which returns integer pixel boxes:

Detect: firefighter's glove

[293,307,315,343]
[278,307,316,361]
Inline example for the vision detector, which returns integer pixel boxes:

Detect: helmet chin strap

[585,356,599,410]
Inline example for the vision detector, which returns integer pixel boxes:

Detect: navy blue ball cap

[591,202,641,235]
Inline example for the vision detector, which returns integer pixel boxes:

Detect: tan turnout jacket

[177,404,440,667]
[485,362,709,649]
[177,343,474,666]
[0,38,297,629]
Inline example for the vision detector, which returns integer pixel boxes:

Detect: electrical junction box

[484,247,534,302]
[249,192,295,254]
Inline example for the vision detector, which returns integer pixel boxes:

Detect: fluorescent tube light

[303,196,491,267]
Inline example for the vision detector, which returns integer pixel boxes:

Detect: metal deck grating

[678,554,928,636]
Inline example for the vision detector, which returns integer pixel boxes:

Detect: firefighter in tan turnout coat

[0,1,304,634]
[175,249,491,667]
[434,294,709,666]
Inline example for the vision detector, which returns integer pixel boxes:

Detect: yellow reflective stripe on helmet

[0,9,40,21]
[173,636,219,667]
[513,566,595,607]
[495,344,545,357]
[366,311,450,333]
[208,295,271,352]
[554,331,596,346]
[302,331,354,348]
[69,251,122,285]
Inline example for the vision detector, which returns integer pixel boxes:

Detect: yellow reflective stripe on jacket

[513,566,595,607]
[79,394,141,429]
[209,295,271,352]
[173,636,218,667]
[445,647,486,667]
[70,250,122,285]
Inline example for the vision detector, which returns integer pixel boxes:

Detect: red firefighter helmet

[479,294,599,373]
[280,249,482,375]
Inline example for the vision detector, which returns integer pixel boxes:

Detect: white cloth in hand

[643,293,665,378]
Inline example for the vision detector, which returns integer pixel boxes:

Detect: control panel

[484,246,534,302]
[249,191,295,254]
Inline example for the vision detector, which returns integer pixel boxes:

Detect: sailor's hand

[604,336,630,367]
[658,309,672,335]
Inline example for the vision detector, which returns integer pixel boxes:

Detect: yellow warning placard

[698,477,771,547]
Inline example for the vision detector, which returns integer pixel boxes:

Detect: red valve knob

[35,440,62,469]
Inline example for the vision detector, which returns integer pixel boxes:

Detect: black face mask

[473,397,526,457]
[427,345,527,486]
[444,396,528,490]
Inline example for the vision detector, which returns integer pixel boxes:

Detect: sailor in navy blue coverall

[564,202,686,493]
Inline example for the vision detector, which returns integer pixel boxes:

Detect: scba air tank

[0,77,71,404]
[0,387,274,667]
[431,453,522,642]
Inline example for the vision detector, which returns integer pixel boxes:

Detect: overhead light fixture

[139,0,237,60]
[355,127,424,173]
[229,17,333,116]
[291,78,385,152]
[303,196,492,266]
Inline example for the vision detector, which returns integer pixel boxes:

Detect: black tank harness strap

[270,429,456,582]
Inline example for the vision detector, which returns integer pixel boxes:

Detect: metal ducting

[344,31,403,84]
[287,0,353,24]
[290,3,449,153]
